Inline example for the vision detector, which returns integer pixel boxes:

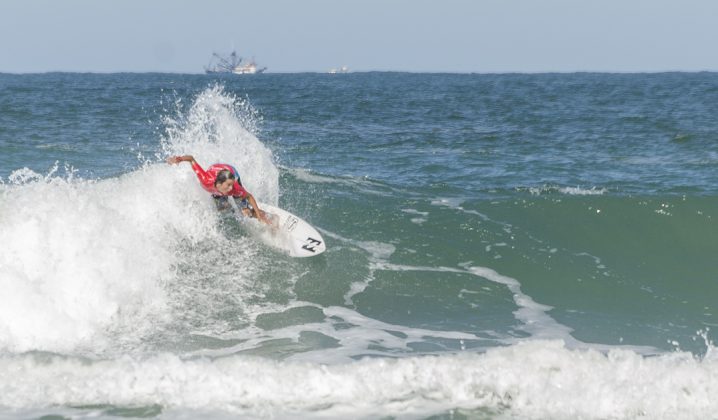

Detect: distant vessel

[328,66,350,74]
[205,51,267,74]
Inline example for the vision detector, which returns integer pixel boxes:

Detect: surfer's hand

[166,155,194,165]
[258,212,270,225]
[257,210,273,227]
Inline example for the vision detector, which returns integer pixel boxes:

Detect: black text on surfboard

[283,217,299,232]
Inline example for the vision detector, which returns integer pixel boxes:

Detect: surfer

[166,155,271,225]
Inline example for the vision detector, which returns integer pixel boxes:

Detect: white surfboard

[232,200,326,257]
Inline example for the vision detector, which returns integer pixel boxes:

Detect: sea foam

[0,86,279,354]
[1,340,716,419]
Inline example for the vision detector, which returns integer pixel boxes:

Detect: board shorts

[213,195,249,212]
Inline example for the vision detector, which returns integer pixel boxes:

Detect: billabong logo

[302,237,322,252]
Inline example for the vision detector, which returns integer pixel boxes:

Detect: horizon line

[2,69,718,76]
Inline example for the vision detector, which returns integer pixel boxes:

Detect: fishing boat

[205,51,267,74]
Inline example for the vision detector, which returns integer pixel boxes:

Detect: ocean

[0,72,717,419]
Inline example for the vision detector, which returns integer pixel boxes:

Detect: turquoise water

[1,72,717,419]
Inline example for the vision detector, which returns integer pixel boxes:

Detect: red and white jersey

[191,162,248,198]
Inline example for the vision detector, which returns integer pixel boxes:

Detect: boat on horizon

[205,51,267,75]
[328,66,350,74]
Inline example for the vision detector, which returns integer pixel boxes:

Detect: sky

[1,0,717,73]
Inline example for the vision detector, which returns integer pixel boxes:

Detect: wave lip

[161,84,279,205]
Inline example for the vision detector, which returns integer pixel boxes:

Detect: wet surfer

[166,155,271,225]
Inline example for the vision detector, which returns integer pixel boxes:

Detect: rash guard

[191,161,249,198]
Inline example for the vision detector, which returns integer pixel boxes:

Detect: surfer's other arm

[244,192,271,225]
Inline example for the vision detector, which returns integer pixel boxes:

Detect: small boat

[328,66,350,74]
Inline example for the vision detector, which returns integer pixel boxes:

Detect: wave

[1,340,716,419]
[0,86,280,354]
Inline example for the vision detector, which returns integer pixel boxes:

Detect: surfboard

[231,199,326,257]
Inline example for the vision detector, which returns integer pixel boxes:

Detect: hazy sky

[2,0,717,73]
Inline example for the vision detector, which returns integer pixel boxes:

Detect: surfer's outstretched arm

[167,155,215,186]
[166,155,196,165]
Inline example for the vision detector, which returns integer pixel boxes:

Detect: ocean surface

[1,72,717,419]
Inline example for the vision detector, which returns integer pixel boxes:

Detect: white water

[1,340,716,419]
[0,87,280,354]
[0,166,184,353]
[161,84,279,205]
